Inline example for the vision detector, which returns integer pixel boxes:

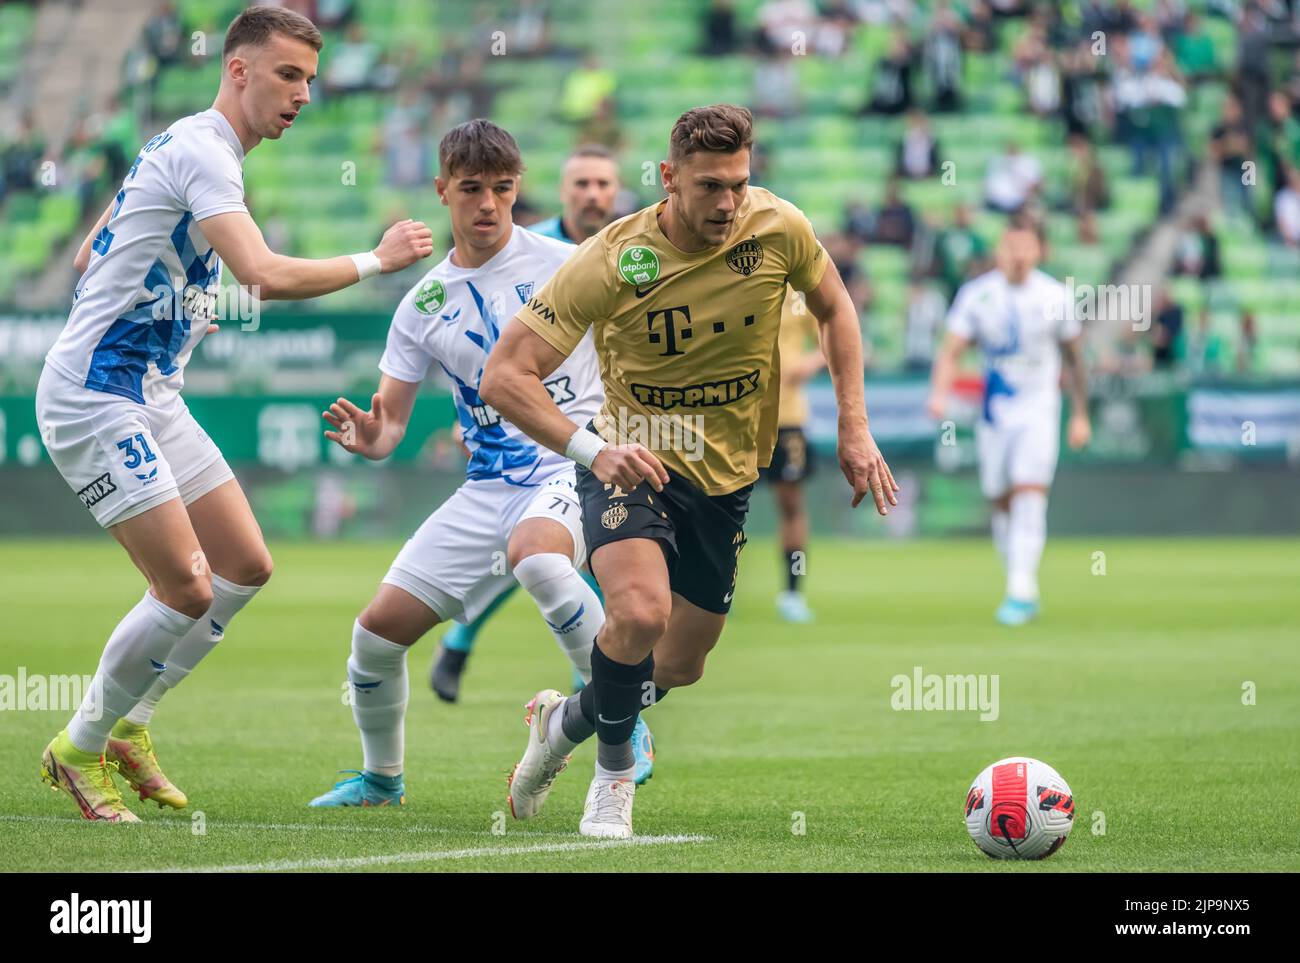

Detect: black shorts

[760,426,814,484]
[576,462,752,615]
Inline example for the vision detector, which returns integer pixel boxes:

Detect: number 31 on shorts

[116,432,157,471]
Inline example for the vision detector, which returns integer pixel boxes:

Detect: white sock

[991,509,1010,566]
[125,574,262,725]
[594,760,635,783]
[66,592,196,754]
[513,552,603,685]
[1006,490,1047,601]
[348,620,409,777]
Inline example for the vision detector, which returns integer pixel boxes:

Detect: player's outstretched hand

[591,443,669,493]
[323,394,387,459]
[925,392,946,420]
[374,219,435,273]
[1067,412,1092,450]
[839,422,899,514]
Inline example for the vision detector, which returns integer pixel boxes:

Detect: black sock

[653,686,670,706]
[590,637,653,768]
[561,688,597,744]
[784,548,803,593]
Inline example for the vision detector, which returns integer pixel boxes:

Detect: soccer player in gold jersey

[481,105,897,837]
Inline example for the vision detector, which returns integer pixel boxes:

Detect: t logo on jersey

[515,282,534,303]
[646,305,692,357]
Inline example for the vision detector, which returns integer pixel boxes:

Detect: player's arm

[1060,334,1091,449]
[801,259,899,514]
[927,331,972,419]
[480,321,669,492]
[322,374,421,461]
[199,211,433,300]
[73,200,115,275]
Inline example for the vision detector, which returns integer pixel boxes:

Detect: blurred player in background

[310,120,633,808]
[761,287,826,623]
[482,105,897,838]
[428,141,656,785]
[35,6,433,822]
[927,225,1090,626]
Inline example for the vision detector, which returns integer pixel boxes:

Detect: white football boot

[579,773,635,839]
[507,688,571,820]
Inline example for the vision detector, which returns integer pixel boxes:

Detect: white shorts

[36,366,234,528]
[382,466,585,624]
[975,414,1061,499]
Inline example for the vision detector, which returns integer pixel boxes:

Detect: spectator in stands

[1059,40,1103,138]
[962,0,997,53]
[895,110,940,179]
[842,197,873,245]
[1274,167,1300,247]
[578,96,625,151]
[323,23,384,94]
[316,0,358,31]
[1117,48,1187,214]
[701,0,738,56]
[866,31,913,115]
[63,122,109,219]
[984,141,1042,214]
[1171,12,1217,82]
[510,0,550,56]
[1236,5,1273,132]
[823,231,871,314]
[756,0,816,55]
[871,178,917,248]
[754,50,800,118]
[1186,307,1225,377]
[382,86,431,188]
[903,277,947,373]
[1150,288,1184,369]
[1237,309,1257,374]
[1211,92,1254,221]
[1174,215,1222,279]
[1,113,44,202]
[1260,90,1300,199]
[560,54,615,124]
[923,3,963,112]
[143,1,184,69]
[1064,133,1110,221]
[934,202,990,297]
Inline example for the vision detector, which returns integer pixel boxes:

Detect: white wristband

[565,427,608,468]
[350,250,382,281]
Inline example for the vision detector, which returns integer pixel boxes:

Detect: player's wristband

[565,427,607,468]
[350,250,382,281]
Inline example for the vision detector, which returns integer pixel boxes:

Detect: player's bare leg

[996,483,1049,626]
[310,584,439,807]
[42,498,210,821]
[110,480,272,808]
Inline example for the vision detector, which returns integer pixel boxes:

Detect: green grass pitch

[1,536,1296,872]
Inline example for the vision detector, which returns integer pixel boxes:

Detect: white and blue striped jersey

[379,225,602,486]
[44,109,246,407]
[946,268,1079,425]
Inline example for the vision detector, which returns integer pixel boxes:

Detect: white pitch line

[153,834,713,873]
[0,813,578,839]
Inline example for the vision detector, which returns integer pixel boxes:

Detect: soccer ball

[964,757,1075,860]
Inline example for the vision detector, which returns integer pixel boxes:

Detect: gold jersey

[516,187,828,495]
[776,287,822,428]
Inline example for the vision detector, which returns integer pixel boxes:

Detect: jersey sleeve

[514,234,614,356]
[779,199,830,293]
[181,141,248,222]
[945,283,978,341]
[378,290,434,383]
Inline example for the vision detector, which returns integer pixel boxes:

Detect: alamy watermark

[601,406,705,462]
[1046,276,1152,331]
[890,665,999,721]
[0,667,99,716]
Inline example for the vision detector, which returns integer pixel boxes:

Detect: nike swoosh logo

[723,591,734,604]
[597,713,634,725]
[634,279,666,298]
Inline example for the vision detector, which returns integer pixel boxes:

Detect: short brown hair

[568,143,616,162]
[223,6,322,61]
[669,104,754,162]
[439,119,524,178]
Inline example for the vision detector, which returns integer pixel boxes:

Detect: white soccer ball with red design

[964,757,1075,860]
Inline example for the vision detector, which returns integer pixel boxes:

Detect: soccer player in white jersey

[36,7,433,822]
[927,226,1090,625]
[308,120,608,809]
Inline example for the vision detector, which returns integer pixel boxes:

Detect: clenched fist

[374,219,435,273]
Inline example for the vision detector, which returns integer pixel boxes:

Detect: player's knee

[159,574,214,619]
[604,599,669,649]
[229,549,274,587]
